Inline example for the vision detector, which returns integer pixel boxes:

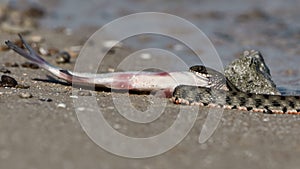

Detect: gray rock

[225,50,280,95]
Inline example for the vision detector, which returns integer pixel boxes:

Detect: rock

[0,75,18,87]
[19,92,33,98]
[39,98,53,102]
[55,51,71,64]
[225,50,280,95]
[38,47,49,56]
[4,62,19,67]
[57,103,66,108]
[21,62,39,69]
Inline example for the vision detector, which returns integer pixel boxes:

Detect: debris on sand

[38,47,49,56]
[4,62,19,67]
[0,75,29,89]
[19,92,33,98]
[0,67,11,73]
[39,98,53,102]
[57,103,67,108]
[0,75,18,87]
[55,51,71,64]
[21,62,39,69]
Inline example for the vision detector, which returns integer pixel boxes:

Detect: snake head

[189,65,228,91]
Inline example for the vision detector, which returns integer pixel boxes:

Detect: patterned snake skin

[172,66,300,115]
[172,85,300,114]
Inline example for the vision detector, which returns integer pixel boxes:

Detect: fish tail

[5,34,50,68]
[5,34,79,83]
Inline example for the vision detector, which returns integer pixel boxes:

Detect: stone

[225,50,280,95]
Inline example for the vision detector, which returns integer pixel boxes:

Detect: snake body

[172,70,300,114]
[172,85,300,114]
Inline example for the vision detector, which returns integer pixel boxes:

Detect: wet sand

[1,0,300,169]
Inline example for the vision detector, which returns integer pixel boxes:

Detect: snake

[172,85,300,115]
[4,34,300,115]
[172,65,300,114]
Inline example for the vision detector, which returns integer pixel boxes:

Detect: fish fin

[5,34,47,66]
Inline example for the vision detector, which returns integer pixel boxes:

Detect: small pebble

[0,75,18,87]
[38,47,49,56]
[39,98,53,102]
[19,92,32,98]
[69,95,78,99]
[0,67,11,73]
[263,117,270,122]
[56,51,71,64]
[4,62,19,67]
[21,62,39,69]
[57,103,67,108]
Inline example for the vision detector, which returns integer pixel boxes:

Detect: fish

[5,34,212,97]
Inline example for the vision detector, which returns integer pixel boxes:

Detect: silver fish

[5,34,210,97]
